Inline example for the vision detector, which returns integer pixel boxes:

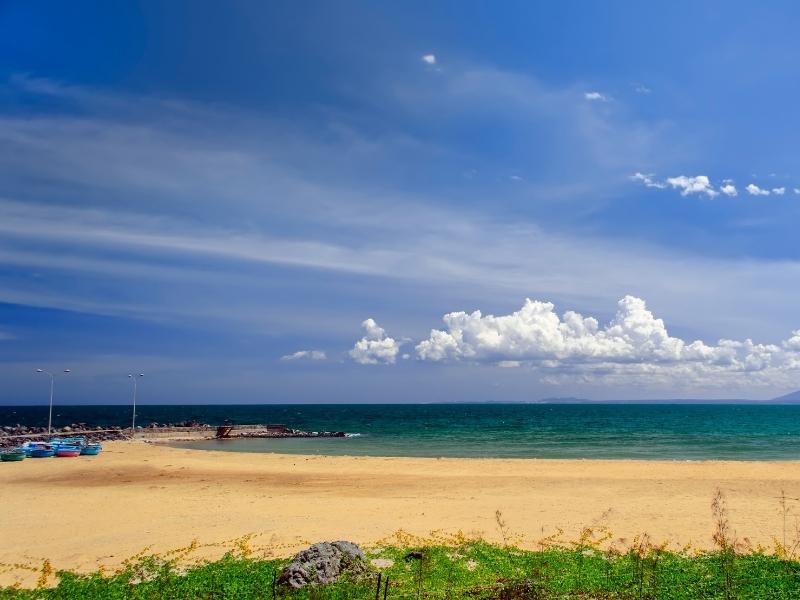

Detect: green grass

[2,542,799,599]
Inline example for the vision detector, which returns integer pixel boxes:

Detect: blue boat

[30,444,55,458]
[51,436,87,449]
[80,443,102,456]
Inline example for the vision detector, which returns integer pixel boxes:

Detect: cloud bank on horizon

[350,296,800,388]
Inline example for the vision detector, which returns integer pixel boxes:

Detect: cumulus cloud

[746,184,770,196]
[629,172,666,189]
[584,91,609,101]
[415,295,800,385]
[281,350,326,361]
[421,54,437,65]
[666,175,718,198]
[349,318,400,364]
[633,174,800,201]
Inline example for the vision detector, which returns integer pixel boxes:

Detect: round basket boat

[1,450,26,462]
[56,446,81,457]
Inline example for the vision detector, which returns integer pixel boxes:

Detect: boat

[55,445,81,457]
[80,443,102,456]
[30,444,55,458]
[0,449,26,462]
[51,436,87,449]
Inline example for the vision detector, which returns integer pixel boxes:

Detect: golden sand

[1,441,799,586]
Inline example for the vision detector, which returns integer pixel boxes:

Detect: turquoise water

[3,403,800,460]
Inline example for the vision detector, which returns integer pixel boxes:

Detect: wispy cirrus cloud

[281,350,327,361]
[629,172,666,189]
[2,75,800,397]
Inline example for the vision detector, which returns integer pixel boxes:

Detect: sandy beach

[1,441,799,586]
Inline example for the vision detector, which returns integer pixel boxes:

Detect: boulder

[278,541,367,589]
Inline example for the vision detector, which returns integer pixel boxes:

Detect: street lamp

[128,373,144,438]
[36,368,70,436]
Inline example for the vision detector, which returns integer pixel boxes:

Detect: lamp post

[128,373,144,438]
[36,368,70,436]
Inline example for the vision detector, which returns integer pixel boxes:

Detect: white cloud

[3,76,800,371]
[349,318,400,365]
[665,175,718,198]
[720,183,737,197]
[794,188,800,195]
[584,91,609,101]
[633,83,652,94]
[414,295,800,386]
[746,184,770,196]
[630,172,666,189]
[281,350,326,361]
[772,187,786,195]
[421,54,436,65]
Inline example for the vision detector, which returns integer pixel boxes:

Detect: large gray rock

[278,541,367,589]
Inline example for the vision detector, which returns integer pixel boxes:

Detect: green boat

[1,449,26,462]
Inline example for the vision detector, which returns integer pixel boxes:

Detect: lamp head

[63,369,70,374]
[36,369,43,373]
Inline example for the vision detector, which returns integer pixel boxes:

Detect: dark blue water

[2,404,799,460]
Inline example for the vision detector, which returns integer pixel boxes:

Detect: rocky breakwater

[231,428,348,439]
[0,424,129,449]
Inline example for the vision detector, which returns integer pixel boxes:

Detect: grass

[2,490,800,599]
[1,541,799,599]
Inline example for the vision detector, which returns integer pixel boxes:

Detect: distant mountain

[535,397,591,404]
[536,397,794,405]
[770,390,800,404]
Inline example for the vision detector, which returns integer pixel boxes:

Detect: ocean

[2,403,799,460]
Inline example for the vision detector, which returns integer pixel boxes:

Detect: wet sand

[1,441,798,586]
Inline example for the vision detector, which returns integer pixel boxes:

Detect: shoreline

[163,437,800,462]
[2,441,800,587]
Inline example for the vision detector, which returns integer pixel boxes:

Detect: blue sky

[2,1,800,404]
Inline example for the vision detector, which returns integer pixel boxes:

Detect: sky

[1,1,800,404]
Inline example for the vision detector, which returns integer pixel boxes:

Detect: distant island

[536,393,800,405]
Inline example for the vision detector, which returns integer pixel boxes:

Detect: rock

[278,541,367,589]
[62,426,72,432]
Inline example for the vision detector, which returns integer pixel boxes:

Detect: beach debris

[278,541,367,589]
